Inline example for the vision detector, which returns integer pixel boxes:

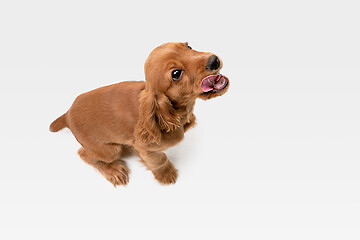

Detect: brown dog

[50,42,229,186]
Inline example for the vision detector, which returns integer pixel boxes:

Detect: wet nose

[206,55,220,71]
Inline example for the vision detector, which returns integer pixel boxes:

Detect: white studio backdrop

[0,0,359,239]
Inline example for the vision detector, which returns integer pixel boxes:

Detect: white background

[1,0,359,239]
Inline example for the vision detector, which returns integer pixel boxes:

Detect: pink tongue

[200,75,221,92]
[214,76,227,90]
[201,74,228,92]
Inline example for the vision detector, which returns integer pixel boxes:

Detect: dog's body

[50,42,229,186]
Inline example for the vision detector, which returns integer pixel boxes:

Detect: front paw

[153,163,178,185]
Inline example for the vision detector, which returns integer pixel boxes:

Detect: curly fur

[50,42,229,186]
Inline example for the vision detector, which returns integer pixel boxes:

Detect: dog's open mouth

[200,74,229,93]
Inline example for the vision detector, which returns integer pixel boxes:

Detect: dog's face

[144,42,229,104]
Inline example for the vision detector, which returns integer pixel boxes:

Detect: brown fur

[50,42,229,186]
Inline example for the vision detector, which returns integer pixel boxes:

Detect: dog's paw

[99,160,130,187]
[153,163,178,185]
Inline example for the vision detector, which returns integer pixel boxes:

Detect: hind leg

[78,144,130,187]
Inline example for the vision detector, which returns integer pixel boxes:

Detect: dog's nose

[206,55,220,71]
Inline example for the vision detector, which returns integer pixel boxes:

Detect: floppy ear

[136,89,181,144]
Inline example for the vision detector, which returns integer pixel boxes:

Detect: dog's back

[50,81,145,147]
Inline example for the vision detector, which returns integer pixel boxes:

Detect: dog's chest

[162,125,185,143]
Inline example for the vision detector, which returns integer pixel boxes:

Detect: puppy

[50,42,229,186]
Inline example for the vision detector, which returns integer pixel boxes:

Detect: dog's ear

[155,92,182,132]
[136,89,181,144]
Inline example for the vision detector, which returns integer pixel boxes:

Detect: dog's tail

[49,113,68,132]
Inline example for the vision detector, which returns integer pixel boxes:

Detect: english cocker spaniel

[50,42,229,186]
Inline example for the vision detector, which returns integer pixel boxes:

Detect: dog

[50,42,229,186]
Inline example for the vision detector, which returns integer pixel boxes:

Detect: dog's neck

[171,98,195,112]
[170,99,196,126]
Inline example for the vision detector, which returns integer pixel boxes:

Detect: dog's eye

[172,70,183,81]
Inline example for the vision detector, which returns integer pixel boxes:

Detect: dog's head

[136,42,229,144]
[144,42,229,104]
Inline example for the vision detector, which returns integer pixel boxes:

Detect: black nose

[206,55,220,71]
